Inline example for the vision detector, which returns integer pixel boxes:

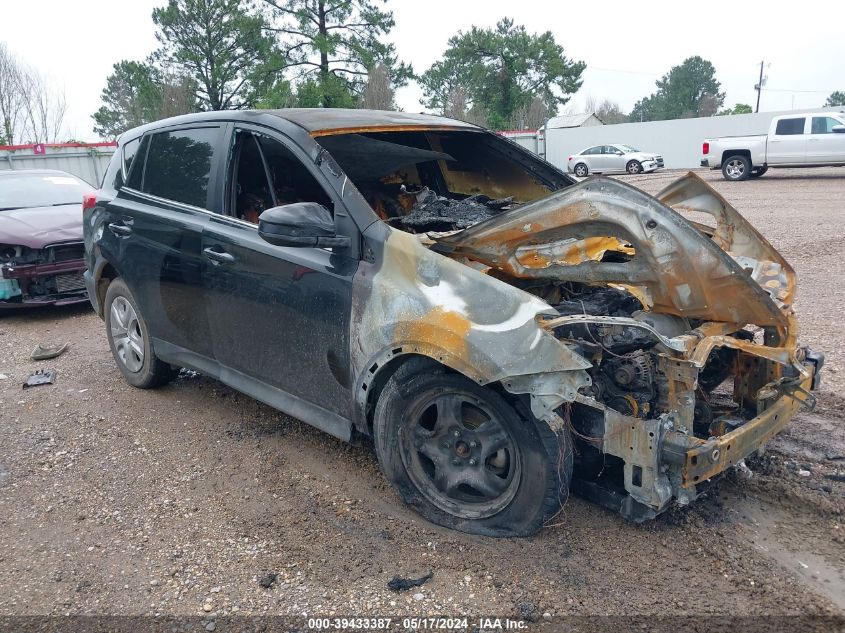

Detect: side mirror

[615,151,624,155]
[258,202,350,249]
[833,125,845,134]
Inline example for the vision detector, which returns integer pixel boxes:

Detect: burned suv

[84,110,822,536]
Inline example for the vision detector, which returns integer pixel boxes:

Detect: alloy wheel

[110,296,145,373]
[726,159,746,179]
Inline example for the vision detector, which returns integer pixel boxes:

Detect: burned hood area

[317,126,820,521]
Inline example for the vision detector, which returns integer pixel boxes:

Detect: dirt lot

[1,168,843,624]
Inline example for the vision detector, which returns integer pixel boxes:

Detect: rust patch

[400,307,472,358]
[310,124,470,138]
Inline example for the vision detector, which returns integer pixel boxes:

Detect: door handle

[108,222,132,236]
[203,247,235,263]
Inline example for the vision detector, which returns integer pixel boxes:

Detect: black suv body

[84,109,820,536]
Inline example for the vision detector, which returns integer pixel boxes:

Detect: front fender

[351,223,592,425]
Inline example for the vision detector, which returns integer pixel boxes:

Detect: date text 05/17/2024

[306,617,529,630]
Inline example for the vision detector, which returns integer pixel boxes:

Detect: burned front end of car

[314,122,820,522]
[430,172,823,521]
[0,241,88,308]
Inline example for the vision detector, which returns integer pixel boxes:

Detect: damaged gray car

[84,109,822,536]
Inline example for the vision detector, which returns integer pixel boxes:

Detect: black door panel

[202,215,357,417]
[106,193,214,359]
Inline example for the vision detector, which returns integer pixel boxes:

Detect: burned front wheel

[373,370,572,536]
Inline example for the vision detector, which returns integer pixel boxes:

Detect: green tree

[824,91,845,107]
[718,103,753,116]
[152,0,281,111]
[92,60,198,138]
[295,74,356,108]
[418,57,472,117]
[419,18,585,130]
[262,0,412,108]
[630,56,724,121]
[256,78,297,109]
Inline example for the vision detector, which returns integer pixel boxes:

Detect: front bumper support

[664,360,818,487]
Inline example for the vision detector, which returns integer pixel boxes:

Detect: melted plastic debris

[395,187,514,232]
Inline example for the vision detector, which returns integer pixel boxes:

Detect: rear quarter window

[142,127,219,209]
[104,137,141,190]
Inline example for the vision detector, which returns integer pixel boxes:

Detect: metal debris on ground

[256,571,277,589]
[395,187,513,232]
[23,369,57,389]
[30,343,69,361]
[387,571,433,592]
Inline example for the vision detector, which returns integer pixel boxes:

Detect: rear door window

[774,118,806,135]
[142,127,220,209]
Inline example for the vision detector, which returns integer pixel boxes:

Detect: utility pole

[755,61,764,112]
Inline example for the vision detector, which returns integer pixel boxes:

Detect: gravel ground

[0,167,843,623]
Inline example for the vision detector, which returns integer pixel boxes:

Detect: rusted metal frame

[674,364,815,486]
[541,314,689,353]
[573,394,676,511]
[687,319,802,371]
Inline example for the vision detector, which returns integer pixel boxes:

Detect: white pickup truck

[701,112,845,181]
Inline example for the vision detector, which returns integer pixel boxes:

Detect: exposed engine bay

[0,242,88,306]
[319,127,823,521]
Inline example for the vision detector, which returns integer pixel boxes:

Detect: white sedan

[567,144,664,177]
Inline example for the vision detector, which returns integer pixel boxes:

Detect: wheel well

[722,149,752,166]
[96,263,119,317]
[361,353,448,436]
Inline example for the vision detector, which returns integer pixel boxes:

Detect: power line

[761,87,835,94]
[586,66,662,76]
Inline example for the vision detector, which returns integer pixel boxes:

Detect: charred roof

[118,109,480,143]
[266,108,480,136]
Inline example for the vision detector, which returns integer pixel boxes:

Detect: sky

[2,0,843,141]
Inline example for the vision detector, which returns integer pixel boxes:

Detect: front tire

[750,166,768,178]
[373,370,572,537]
[626,160,643,174]
[573,163,588,177]
[722,155,751,181]
[104,278,178,389]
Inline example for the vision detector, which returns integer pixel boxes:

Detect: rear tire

[573,163,588,177]
[373,369,573,537]
[104,278,178,389]
[626,160,643,174]
[722,155,751,181]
